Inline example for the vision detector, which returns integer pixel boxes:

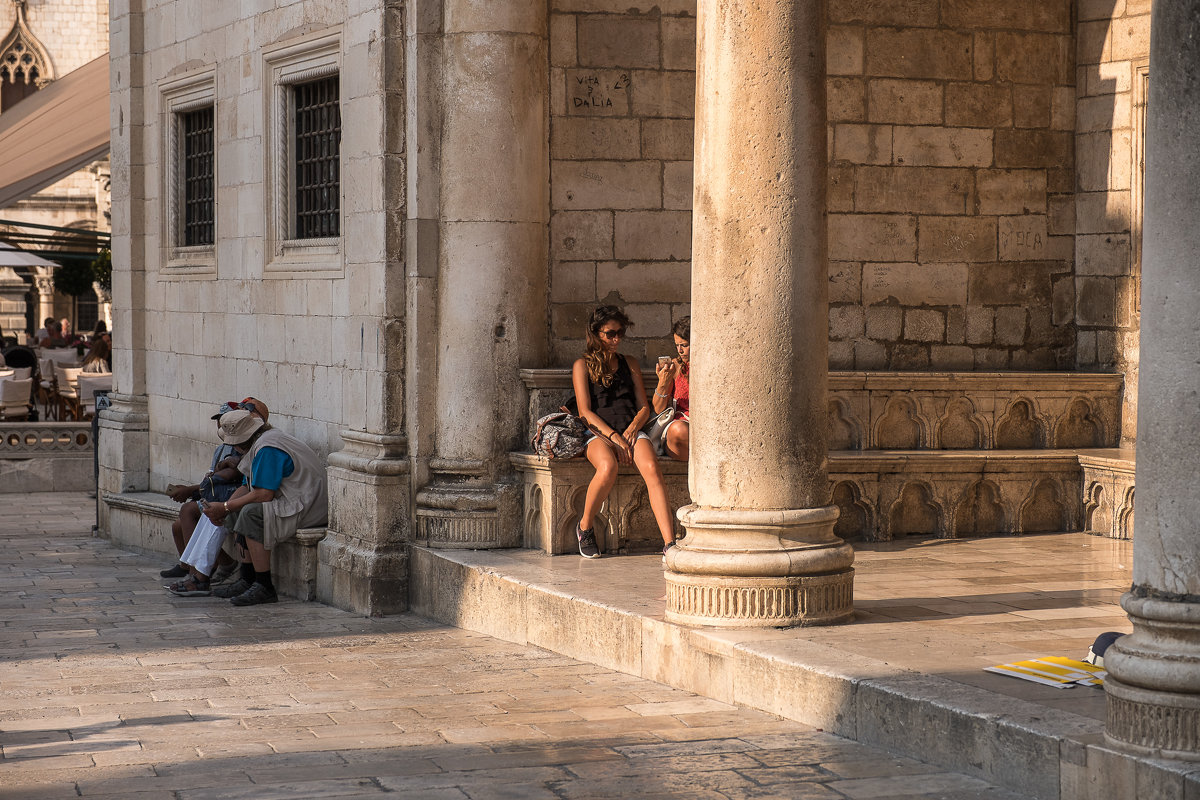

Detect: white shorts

[663,417,688,440]
[586,430,650,447]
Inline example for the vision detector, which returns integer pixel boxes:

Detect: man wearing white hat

[203,408,328,605]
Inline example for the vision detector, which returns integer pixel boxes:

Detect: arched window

[0,1,53,114]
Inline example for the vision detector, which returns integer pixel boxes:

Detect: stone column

[317,8,411,615]
[98,0,151,512]
[413,0,549,549]
[1104,0,1200,760]
[664,0,854,627]
[33,272,54,326]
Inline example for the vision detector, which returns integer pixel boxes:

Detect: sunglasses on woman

[598,329,625,340]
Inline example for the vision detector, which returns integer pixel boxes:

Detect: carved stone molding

[1106,681,1200,760]
[666,571,854,628]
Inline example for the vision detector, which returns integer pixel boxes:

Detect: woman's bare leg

[580,439,618,531]
[664,420,689,462]
[633,438,675,545]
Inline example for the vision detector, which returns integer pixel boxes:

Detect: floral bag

[532,407,590,459]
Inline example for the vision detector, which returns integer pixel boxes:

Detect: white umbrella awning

[0,53,110,209]
[0,242,58,269]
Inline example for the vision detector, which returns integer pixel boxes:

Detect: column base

[97,393,150,496]
[665,505,855,628]
[316,430,411,615]
[1103,592,1200,759]
[416,470,521,549]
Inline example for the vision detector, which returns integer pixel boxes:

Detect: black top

[589,355,639,433]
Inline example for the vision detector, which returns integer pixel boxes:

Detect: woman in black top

[571,306,676,559]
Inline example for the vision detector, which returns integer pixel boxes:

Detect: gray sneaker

[230,582,278,606]
[210,562,238,584]
[213,577,251,599]
[577,524,600,559]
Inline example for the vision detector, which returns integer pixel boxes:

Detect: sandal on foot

[168,577,211,597]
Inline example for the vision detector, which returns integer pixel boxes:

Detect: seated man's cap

[217,409,265,445]
[240,396,270,421]
[211,400,241,420]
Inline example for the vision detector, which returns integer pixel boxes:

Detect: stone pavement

[0,493,1025,800]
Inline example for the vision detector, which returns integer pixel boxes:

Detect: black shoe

[213,577,251,598]
[230,582,278,606]
[577,524,600,559]
[159,563,188,579]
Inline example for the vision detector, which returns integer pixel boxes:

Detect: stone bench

[101,491,326,600]
[510,452,690,555]
[513,369,1134,550]
[1077,448,1136,539]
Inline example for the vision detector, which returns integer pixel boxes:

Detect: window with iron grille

[181,106,215,247]
[293,76,340,239]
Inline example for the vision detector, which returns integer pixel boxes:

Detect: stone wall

[1076,0,1148,445]
[547,1,695,365]
[117,1,399,489]
[545,1,1082,372]
[825,0,1076,371]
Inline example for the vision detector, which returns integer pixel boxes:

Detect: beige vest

[239,428,328,547]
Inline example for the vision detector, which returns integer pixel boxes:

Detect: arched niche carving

[560,483,610,553]
[1019,479,1067,533]
[832,480,871,542]
[874,396,925,450]
[995,398,1045,449]
[1117,487,1135,540]
[1055,398,1103,449]
[937,397,985,449]
[1083,482,1111,536]
[954,480,1007,537]
[888,482,942,538]
[828,397,862,451]
[524,483,543,543]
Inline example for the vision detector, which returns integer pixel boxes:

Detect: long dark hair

[583,305,632,387]
[672,316,690,342]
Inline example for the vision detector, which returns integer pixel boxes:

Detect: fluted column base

[416,460,521,549]
[1104,593,1200,759]
[665,506,855,628]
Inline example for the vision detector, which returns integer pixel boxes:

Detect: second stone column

[414,1,549,548]
[664,0,855,626]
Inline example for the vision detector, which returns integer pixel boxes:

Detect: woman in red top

[651,317,690,461]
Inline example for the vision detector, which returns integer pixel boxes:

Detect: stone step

[520,369,1125,450]
[409,540,1191,800]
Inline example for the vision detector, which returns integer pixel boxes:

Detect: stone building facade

[0,0,111,335]
[103,0,1200,763]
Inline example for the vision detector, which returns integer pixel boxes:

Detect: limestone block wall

[546,1,696,364]
[825,0,1077,372]
[545,1,1085,373]
[122,1,401,490]
[1075,0,1148,446]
